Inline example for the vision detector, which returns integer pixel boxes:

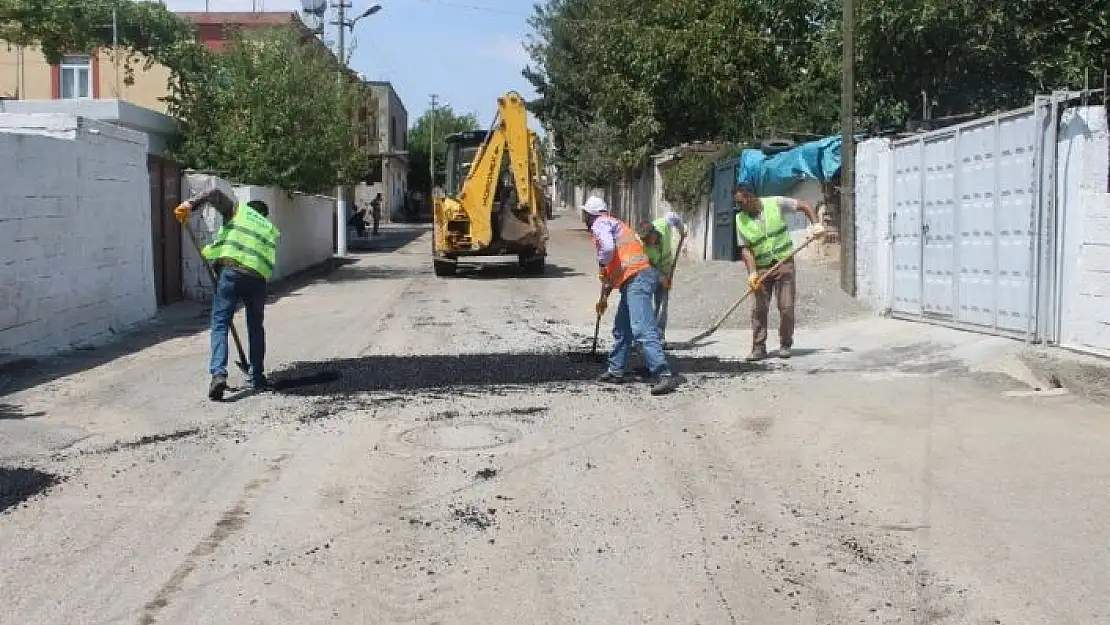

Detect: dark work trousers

[751,260,796,350]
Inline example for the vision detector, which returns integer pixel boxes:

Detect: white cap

[581,196,608,215]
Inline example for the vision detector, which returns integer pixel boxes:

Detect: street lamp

[331,2,382,257]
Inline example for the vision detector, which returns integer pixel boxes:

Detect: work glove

[595,299,608,316]
[809,223,828,240]
[661,276,672,291]
[747,272,763,293]
[173,202,192,225]
[597,270,609,286]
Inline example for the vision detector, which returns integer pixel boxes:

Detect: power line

[415,0,530,16]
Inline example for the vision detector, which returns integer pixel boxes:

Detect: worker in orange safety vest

[582,195,679,396]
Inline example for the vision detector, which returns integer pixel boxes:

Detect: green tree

[167,27,375,194]
[526,0,1109,187]
[407,105,480,193]
[0,0,201,84]
[525,0,777,185]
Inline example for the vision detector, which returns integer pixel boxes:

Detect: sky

[162,0,540,129]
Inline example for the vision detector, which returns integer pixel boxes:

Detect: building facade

[365,81,409,220]
[1,12,374,123]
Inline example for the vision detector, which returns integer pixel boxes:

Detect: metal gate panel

[711,158,739,261]
[921,134,957,317]
[891,142,923,315]
[889,104,1042,338]
[954,119,997,327]
[992,111,1038,333]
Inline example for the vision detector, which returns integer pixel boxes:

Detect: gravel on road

[1,214,1107,625]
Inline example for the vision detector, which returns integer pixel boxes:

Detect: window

[59,55,91,99]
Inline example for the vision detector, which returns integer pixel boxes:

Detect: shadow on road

[0,402,46,420]
[322,262,416,282]
[349,225,429,254]
[456,262,582,280]
[269,351,768,396]
[0,305,213,398]
[0,467,62,513]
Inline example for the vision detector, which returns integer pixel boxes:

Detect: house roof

[177,11,306,27]
[177,11,324,53]
[366,81,407,115]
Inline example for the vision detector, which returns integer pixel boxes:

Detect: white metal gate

[890,106,1045,337]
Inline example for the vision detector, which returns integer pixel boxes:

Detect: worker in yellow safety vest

[636,212,687,341]
[582,196,679,396]
[733,184,825,361]
[174,188,281,400]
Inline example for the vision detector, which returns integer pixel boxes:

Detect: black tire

[433,259,456,277]
[518,253,545,275]
[760,138,796,155]
[431,229,456,277]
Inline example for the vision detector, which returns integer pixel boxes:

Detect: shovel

[182,219,250,375]
[677,233,821,348]
[590,286,610,356]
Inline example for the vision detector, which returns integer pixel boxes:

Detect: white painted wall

[854,138,894,313]
[1056,106,1110,356]
[0,114,156,356]
[180,173,336,301]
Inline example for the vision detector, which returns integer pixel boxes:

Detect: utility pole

[429,94,439,192]
[839,0,857,296]
[333,0,349,257]
[112,7,121,98]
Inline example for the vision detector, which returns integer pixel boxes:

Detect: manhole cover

[399,421,519,452]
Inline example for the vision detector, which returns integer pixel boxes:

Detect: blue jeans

[210,267,267,383]
[609,267,672,377]
[654,279,670,339]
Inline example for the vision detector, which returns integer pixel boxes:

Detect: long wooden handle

[182,218,249,367]
[688,233,821,344]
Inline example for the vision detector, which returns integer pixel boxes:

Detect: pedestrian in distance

[733,184,826,361]
[636,211,687,342]
[370,193,383,236]
[174,190,281,401]
[348,203,368,238]
[582,196,680,396]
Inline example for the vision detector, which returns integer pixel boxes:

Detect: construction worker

[174,189,281,400]
[582,196,679,396]
[636,212,687,341]
[733,184,825,361]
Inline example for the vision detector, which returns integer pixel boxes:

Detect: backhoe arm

[451,115,507,248]
[445,92,538,249]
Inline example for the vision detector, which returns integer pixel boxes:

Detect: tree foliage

[406,105,480,193]
[526,0,1110,185]
[167,27,376,194]
[661,154,712,215]
[0,0,201,84]
[5,1,375,194]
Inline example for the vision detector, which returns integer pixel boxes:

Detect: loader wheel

[433,258,457,277]
[519,253,545,276]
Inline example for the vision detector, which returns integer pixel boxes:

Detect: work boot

[208,374,228,401]
[596,371,627,384]
[746,346,768,362]
[249,375,270,392]
[650,374,680,396]
[778,346,792,359]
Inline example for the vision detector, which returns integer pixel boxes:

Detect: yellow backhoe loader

[432,92,549,277]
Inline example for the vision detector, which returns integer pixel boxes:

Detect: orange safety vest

[593,216,651,288]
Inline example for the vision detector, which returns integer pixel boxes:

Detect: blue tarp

[736,136,843,197]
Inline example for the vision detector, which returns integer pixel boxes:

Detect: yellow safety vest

[202,204,280,280]
[643,217,676,273]
[735,198,793,268]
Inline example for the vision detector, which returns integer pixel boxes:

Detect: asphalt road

[2,212,1108,625]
